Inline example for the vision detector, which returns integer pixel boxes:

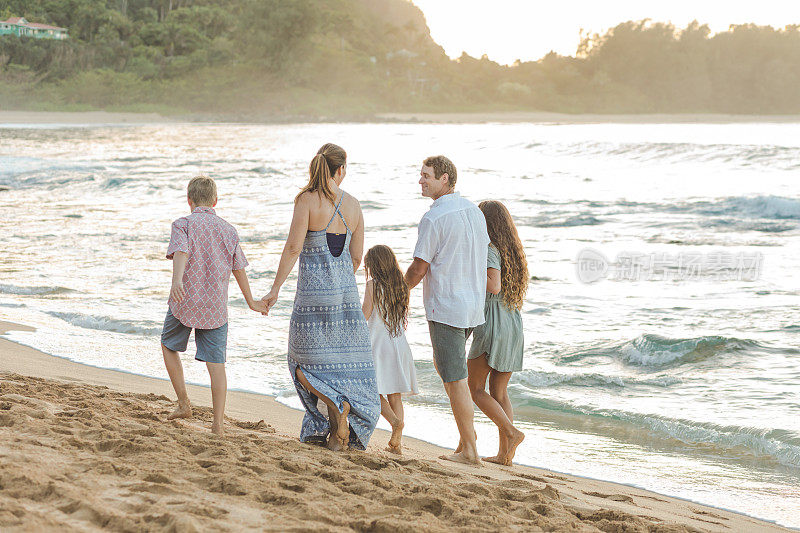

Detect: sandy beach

[0,320,792,532]
[3,110,800,126]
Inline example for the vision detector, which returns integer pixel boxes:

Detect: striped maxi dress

[287,195,379,449]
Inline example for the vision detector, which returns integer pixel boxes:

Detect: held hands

[260,288,279,316]
[170,281,186,303]
[248,299,269,314]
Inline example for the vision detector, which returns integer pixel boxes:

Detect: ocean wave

[0,284,73,296]
[516,396,800,469]
[560,333,761,367]
[514,370,681,389]
[47,311,162,336]
[518,214,603,228]
[0,156,103,188]
[532,141,800,171]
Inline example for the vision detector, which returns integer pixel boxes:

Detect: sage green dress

[468,244,524,372]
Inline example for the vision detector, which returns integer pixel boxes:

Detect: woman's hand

[261,287,280,315]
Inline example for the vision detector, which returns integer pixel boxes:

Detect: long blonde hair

[364,245,409,337]
[296,143,346,204]
[479,200,528,311]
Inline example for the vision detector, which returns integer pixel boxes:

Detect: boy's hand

[170,281,186,303]
[249,299,269,314]
[261,288,279,315]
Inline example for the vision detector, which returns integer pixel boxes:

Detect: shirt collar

[192,206,216,214]
[432,191,460,207]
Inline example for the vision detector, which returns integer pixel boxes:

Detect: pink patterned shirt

[166,206,248,329]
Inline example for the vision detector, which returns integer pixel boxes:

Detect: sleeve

[412,216,438,264]
[232,242,248,271]
[487,244,501,271]
[166,219,189,259]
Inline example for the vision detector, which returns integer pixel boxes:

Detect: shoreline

[2,109,800,125]
[0,320,794,532]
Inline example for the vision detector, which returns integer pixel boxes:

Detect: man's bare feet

[439,451,482,466]
[336,401,350,444]
[482,455,505,465]
[211,423,225,437]
[502,428,525,466]
[454,428,478,454]
[388,419,404,450]
[167,402,192,420]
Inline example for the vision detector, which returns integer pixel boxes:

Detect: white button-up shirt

[413,192,490,328]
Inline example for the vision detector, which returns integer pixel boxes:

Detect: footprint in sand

[582,490,635,503]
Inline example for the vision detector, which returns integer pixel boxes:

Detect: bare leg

[295,367,349,451]
[162,344,192,420]
[488,367,524,466]
[206,362,227,436]
[439,378,481,465]
[384,393,404,453]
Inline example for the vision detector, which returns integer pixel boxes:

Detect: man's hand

[170,281,186,303]
[404,257,430,289]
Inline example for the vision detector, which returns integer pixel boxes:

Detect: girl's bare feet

[388,419,404,450]
[167,401,192,420]
[502,428,525,466]
[211,422,225,437]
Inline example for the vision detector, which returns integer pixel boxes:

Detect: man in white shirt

[405,155,490,466]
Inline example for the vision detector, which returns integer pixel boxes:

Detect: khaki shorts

[428,321,473,383]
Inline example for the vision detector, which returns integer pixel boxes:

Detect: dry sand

[0,111,173,124]
[375,111,800,124]
[3,110,800,126]
[0,320,792,532]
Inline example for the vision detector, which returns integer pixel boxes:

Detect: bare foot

[502,428,525,466]
[454,429,477,454]
[439,451,482,466]
[385,444,402,455]
[482,455,505,465]
[336,401,350,444]
[211,423,225,437]
[167,402,192,420]
[326,435,344,451]
[388,419,404,450]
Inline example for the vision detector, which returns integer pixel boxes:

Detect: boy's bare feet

[211,423,225,437]
[385,444,402,454]
[439,451,482,466]
[167,401,192,420]
[502,428,525,466]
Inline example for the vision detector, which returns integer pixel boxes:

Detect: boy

[161,175,266,436]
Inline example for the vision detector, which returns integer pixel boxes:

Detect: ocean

[1,120,798,528]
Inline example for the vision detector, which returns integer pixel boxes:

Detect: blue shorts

[161,308,227,364]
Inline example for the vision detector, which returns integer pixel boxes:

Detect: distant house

[0,17,68,40]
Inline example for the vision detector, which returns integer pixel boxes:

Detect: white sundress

[367,311,419,396]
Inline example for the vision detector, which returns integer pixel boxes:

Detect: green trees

[0,0,798,116]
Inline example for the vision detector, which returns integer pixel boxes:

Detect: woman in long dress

[262,143,379,451]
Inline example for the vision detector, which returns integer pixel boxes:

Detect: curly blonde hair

[479,200,528,311]
[364,245,409,337]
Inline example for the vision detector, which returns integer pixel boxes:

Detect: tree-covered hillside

[1,0,798,117]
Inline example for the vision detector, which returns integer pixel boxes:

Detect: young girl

[362,245,418,453]
[468,200,528,466]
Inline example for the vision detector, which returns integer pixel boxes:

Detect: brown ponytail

[296,143,346,204]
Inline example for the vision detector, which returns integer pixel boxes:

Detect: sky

[411,1,799,64]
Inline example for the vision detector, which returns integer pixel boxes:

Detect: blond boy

[160,176,266,435]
